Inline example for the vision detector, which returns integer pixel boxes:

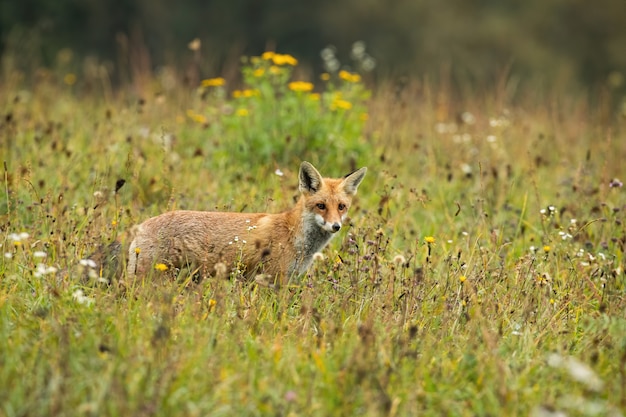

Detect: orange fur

[127,162,366,283]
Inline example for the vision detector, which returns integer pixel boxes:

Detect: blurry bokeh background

[2,0,625,98]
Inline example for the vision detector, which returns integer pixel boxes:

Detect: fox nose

[331,223,341,232]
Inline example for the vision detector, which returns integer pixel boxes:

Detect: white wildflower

[312,252,325,262]
[33,263,58,278]
[72,289,95,306]
[79,259,98,268]
[460,163,472,175]
[547,353,603,392]
[461,111,475,125]
[393,254,406,265]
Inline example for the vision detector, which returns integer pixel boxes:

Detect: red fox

[126,162,367,284]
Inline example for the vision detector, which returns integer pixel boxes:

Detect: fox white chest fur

[126,162,366,284]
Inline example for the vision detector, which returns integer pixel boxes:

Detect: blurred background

[2,0,625,101]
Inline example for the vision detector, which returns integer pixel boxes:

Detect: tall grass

[1,53,625,416]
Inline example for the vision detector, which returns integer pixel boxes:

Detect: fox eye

[338,203,346,211]
[316,203,326,210]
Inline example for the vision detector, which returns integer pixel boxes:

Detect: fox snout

[319,217,342,233]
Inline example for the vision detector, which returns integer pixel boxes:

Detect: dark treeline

[2,0,626,91]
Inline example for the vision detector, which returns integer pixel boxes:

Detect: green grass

[1,54,625,416]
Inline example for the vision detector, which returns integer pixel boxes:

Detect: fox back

[127,162,367,283]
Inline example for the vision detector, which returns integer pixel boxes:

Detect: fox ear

[299,161,324,194]
[342,167,367,195]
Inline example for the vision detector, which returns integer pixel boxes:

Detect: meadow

[1,52,625,416]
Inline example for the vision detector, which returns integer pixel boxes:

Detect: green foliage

[1,56,626,416]
[190,52,369,165]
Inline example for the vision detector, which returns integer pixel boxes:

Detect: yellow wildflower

[269,66,282,75]
[193,114,207,124]
[155,263,168,272]
[339,70,361,83]
[425,236,436,244]
[332,99,352,110]
[288,81,314,92]
[64,73,77,86]
[459,275,467,283]
[135,247,141,255]
[186,109,207,124]
[236,108,249,117]
[201,77,225,87]
[253,68,265,77]
[261,51,275,60]
[272,53,298,66]
[242,89,259,98]
[543,245,551,253]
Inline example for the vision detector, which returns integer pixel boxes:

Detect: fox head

[299,161,367,234]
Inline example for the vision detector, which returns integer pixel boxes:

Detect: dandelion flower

[233,89,258,99]
[186,110,207,124]
[261,51,275,60]
[313,252,325,262]
[201,77,225,87]
[64,73,77,86]
[393,254,406,264]
[338,70,361,83]
[543,245,551,253]
[271,53,298,66]
[155,263,169,272]
[459,275,467,283]
[331,99,352,110]
[425,236,436,244]
[269,66,282,75]
[288,81,314,92]
[242,89,259,98]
